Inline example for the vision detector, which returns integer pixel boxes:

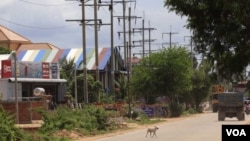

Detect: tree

[0,106,25,140]
[77,73,103,103]
[0,47,11,54]
[114,74,127,101]
[189,61,212,112]
[164,0,250,81]
[59,57,103,103]
[59,57,75,95]
[131,47,192,106]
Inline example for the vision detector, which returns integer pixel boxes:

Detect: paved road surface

[95,112,250,141]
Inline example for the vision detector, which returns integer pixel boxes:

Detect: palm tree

[59,56,76,97]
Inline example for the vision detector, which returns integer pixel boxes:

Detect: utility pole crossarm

[133,39,157,43]
[162,31,178,48]
[65,0,89,103]
[117,45,142,48]
[114,16,142,19]
[133,27,156,30]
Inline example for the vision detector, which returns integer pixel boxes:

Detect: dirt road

[75,112,250,141]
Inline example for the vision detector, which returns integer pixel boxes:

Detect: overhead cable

[0,18,75,29]
[19,0,77,6]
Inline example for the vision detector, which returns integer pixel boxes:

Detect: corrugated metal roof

[15,48,111,70]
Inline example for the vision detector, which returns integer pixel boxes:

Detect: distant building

[0,24,125,123]
[0,24,125,103]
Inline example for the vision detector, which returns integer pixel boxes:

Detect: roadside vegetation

[0,45,212,140]
[130,47,212,117]
[0,103,200,141]
[1,1,250,141]
[0,106,37,141]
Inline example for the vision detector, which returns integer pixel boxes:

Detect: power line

[0,18,75,29]
[19,0,77,6]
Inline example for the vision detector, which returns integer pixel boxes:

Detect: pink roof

[0,25,31,43]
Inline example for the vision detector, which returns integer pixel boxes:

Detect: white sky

[0,0,191,58]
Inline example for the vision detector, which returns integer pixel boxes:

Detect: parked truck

[218,92,245,121]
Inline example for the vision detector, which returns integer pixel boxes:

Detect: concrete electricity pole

[93,0,99,83]
[110,0,115,101]
[184,36,194,69]
[83,0,110,103]
[82,0,88,104]
[133,20,156,57]
[162,26,178,48]
[66,0,89,103]
[115,0,136,68]
[66,0,110,103]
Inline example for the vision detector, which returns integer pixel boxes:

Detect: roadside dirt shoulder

[75,113,250,141]
[74,114,203,141]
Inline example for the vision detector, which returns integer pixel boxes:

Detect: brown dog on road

[146,126,159,138]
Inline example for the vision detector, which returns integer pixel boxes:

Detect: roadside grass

[1,104,204,141]
[125,112,167,125]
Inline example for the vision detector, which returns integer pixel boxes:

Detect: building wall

[0,79,8,100]
[0,79,22,101]
[1,100,46,124]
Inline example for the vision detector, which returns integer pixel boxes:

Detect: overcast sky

[0,0,191,58]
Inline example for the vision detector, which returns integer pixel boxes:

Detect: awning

[8,78,67,83]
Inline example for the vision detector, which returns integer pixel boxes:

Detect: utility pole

[162,31,178,48]
[162,26,178,48]
[117,15,141,67]
[115,0,136,68]
[93,0,99,83]
[132,39,156,56]
[122,0,127,69]
[133,19,144,57]
[184,36,194,69]
[66,0,110,103]
[91,0,120,101]
[142,19,145,58]
[110,0,115,102]
[85,0,110,103]
[148,21,156,54]
[128,7,132,119]
[74,64,78,105]
[133,50,157,57]
[82,0,88,104]
[133,20,156,57]
[66,0,89,103]
[11,51,19,124]
[127,7,141,119]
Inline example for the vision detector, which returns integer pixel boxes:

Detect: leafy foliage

[169,102,184,117]
[190,61,212,111]
[59,57,103,103]
[38,105,114,136]
[114,74,127,101]
[74,73,104,103]
[0,106,37,141]
[0,47,11,54]
[131,47,192,104]
[59,57,75,96]
[165,0,250,81]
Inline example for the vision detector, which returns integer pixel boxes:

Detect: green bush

[169,102,184,117]
[0,106,35,141]
[0,104,121,141]
[182,108,197,116]
[38,105,112,136]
